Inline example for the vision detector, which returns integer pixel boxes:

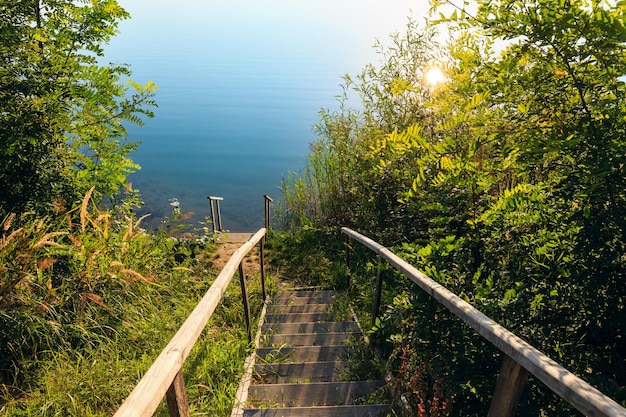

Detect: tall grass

[279,107,362,231]
[0,189,269,416]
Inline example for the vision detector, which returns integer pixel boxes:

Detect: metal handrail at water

[114,228,267,417]
[341,227,626,417]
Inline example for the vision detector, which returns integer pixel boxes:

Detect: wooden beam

[488,354,528,417]
[165,371,190,417]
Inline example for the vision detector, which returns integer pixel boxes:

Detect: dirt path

[209,242,261,275]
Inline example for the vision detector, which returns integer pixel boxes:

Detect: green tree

[281,0,626,413]
[280,20,441,241]
[0,0,156,215]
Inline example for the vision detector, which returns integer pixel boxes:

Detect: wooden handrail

[114,228,266,417]
[341,227,626,417]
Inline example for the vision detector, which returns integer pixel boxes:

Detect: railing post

[215,198,223,231]
[264,195,273,239]
[372,262,383,324]
[487,354,529,417]
[344,233,351,289]
[165,370,190,417]
[344,234,350,270]
[207,197,216,233]
[260,237,266,301]
[238,262,253,344]
[207,196,224,233]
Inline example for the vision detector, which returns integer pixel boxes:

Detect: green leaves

[282,1,626,412]
[0,1,157,214]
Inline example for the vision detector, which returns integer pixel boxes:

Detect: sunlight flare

[424,65,447,88]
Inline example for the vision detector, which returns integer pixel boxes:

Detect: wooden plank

[272,295,335,305]
[341,227,626,417]
[274,290,337,300]
[488,354,528,417]
[247,381,386,407]
[114,229,266,417]
[243,404,389,416]
[165,371,190,417]
[262,332,361,347]
[267,303,332,314]
[264,312,345,323]
[261,321,360,334]
[255,345,349,363]
[253,361,348,383]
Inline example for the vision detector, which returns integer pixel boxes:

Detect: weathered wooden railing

[114,228,267,417]
[342,227,626,417]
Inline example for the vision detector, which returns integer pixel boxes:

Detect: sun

[424,66,447,88]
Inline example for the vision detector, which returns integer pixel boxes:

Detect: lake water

[106,0,426,231]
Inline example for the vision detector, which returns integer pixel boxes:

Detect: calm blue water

[106,0,425,231]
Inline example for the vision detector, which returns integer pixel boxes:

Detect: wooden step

[242,404,389,416]
[262,332,361,347]
[264,312,345,323]
[247,380,386,407]
[272,291,337,305]
[272,295,335,305]
[275,290,337,298]
[261,321,360,334]
[253,361,347,383]
[256,345,349,363]
[266,303,332,314]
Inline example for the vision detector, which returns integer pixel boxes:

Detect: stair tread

[262,331,361,347]
[242,404,389,416]
[255,345,350,363]
[261,321,360,334]
[272,297,335,306]
[247,380,386,407]
[264,312,348,323]
[267,303,333,314]
[275,290,337,297]
[253,361,348,383]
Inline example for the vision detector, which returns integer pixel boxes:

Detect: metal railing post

[372,262,384,324]
[207,197,216,233]
[344,234,350,269]
[238,262,252,344]
[215,199,223,231]
[207,196,224,233]
[260,238,266,301]
[263,195,273,237]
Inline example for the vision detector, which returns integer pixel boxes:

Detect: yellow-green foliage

[0,187,177,400]
[0,187,265,416]
[279,0,626,414]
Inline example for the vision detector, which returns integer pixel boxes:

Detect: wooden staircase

[232,290,389,417]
